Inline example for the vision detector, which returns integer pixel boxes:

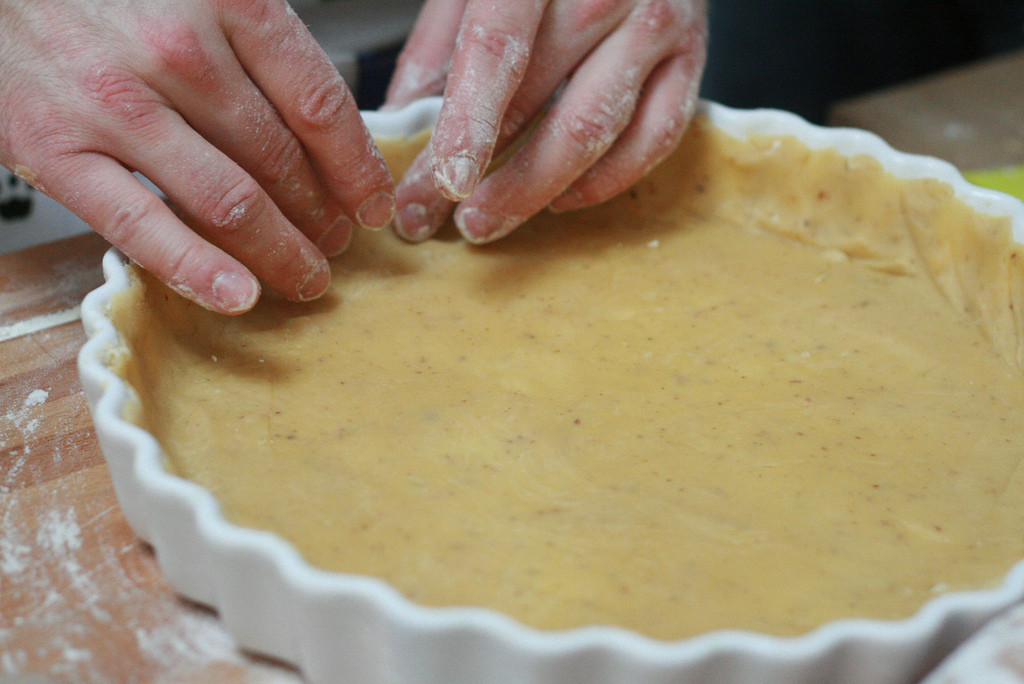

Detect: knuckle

[462,24,528,76]
[559,98,631,156]
[80,66,162,131]
[202,176,265,233]
[294,73,353,134]
[80,66,141,106]
[140,19,217,88]
[258,131,307,186]
[162,240,210,292]
[563,109,611,148]
[101,194,163,245]
[464,24,511,61]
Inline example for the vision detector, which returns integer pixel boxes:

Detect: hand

[383,0,707,244]
[0,0,395,314]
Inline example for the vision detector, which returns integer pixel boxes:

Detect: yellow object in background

[964,165,1024,203]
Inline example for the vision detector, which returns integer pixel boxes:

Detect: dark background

[699,0,1024,123]
[359,1,1024,121]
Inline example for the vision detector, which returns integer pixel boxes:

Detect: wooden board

[0,234,300,683]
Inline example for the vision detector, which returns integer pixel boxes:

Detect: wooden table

[829,48,1024,171]
[0,234,301,683]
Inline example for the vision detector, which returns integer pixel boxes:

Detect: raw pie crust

[110,117,1024,640]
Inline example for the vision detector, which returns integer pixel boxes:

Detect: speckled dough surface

[111,118,1024,640]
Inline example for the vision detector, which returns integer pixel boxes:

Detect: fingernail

[393,203,434,241]
[455,207,519,244]
[435,154,478,201]
[297,259,330,302]
[356,191,396,230]
[211,271,259,313]
[317,214,355,256]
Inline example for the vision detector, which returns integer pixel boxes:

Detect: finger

[91,89,330,304]
[550,49,705,213]
[383,0,467,109]
[391,0,628,242]
[428,0,549,202]
[137,16,354,255]
[392,141,457,241]
[53,152,261,315]
[489,1,634,149]
[221,1,395,230]
[453,1,697,243]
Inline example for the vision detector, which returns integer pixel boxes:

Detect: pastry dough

[111,117,1024,640]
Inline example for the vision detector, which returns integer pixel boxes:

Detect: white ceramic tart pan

[78,98,1024,684]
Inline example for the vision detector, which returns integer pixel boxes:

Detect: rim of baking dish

[78,98,1024,684]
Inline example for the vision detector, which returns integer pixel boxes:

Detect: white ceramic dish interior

[78,98,1024,684]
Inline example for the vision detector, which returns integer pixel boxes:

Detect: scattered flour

[1,389,51,458]
[35,507,82,555]
[0,308,82,344]
[0,391,49,577]
[135,611,249,671]
[23,389,49,408]
[1,386,301,682]
[0,530,32,577]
